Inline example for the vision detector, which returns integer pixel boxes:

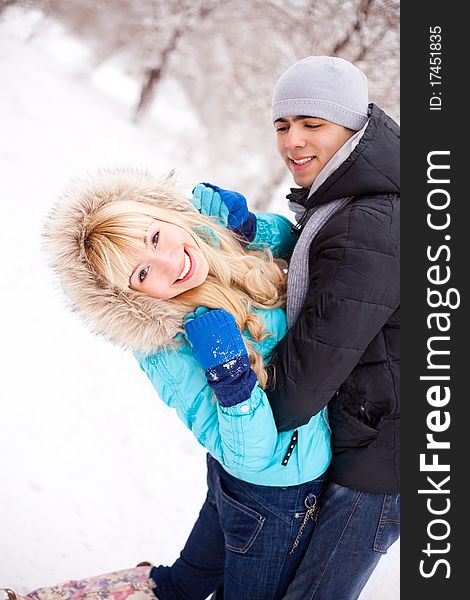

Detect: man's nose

[285,125,306,149]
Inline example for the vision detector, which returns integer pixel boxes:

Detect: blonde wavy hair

[83,195,287,388]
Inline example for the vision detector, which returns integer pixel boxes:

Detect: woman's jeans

[282,481,400,600]
[150,453,326,600]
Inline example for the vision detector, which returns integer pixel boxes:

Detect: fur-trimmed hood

[43,167,200,354]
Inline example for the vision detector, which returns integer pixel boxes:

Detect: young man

[268,55,400,600]
[197,55,399,600]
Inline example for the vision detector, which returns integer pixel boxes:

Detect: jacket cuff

[247,213,297,259]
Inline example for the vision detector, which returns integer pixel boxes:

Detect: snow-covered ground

[0,7,399,597]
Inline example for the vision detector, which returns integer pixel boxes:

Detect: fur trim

[43,167,199,353]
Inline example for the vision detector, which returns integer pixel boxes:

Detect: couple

[7,56,400,600]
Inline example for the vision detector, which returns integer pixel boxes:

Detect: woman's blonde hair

[82,191,286,388]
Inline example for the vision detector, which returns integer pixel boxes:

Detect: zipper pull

[281,429,298,466]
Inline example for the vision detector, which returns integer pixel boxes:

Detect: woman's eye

[139,267,149,283]
[152,231,160,248]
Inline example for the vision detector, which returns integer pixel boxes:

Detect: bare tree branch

[18,0,399,203]
[333,0,375,54]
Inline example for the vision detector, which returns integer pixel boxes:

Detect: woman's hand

[184,308,247,369]
[184,309,257,407]
[191,183,256,240]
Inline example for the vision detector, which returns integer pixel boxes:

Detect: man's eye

[305,124,320,129]
[275,127,287,133]
[139,267,149,283]
[152,231,160,248]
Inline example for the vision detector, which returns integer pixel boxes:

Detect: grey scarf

[286,196,353,327]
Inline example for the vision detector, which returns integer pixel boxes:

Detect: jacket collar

[308,120,368,199]
[302,104,400,210]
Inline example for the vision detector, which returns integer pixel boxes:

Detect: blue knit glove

[192,183,257,241]
[191,184,229,226]
[184,309,257,407]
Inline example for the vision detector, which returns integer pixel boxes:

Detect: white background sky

[0,6,399,597]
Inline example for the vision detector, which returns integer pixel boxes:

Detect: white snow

[0,6,399,597]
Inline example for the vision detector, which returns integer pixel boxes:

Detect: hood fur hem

[42,167,198,353]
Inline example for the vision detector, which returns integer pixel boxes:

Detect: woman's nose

[153,250,179,275]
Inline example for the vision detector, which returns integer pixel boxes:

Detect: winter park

[1,2,400,598]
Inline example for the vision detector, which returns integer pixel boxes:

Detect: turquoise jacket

[136,213,331,486]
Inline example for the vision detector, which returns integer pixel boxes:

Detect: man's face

[275,116,355,188]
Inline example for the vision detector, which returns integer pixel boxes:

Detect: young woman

[3,168,331,600]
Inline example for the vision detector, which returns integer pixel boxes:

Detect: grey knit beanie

[272,56,369,131]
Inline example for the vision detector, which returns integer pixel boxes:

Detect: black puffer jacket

[268,104,400,493]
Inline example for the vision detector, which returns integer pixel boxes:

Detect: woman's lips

[175,248,196,284]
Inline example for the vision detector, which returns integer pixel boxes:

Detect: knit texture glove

[184,309,257,407]
[192,183,257,241]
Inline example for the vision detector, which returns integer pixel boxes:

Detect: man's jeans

[282,481,400,600]
[151,454,326,600]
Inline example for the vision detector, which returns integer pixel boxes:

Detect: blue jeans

[282,481,400,600]
[151,454,326,600]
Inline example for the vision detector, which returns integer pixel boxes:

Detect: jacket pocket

[373,493,400,553]
[330,410,379,448]
[216,476,266,554]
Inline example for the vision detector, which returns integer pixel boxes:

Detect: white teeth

[177,251,191,281]
[292,157,313,165]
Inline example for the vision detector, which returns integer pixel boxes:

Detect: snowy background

[0,4,399,597]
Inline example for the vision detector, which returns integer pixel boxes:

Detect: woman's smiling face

[129,219,209,299]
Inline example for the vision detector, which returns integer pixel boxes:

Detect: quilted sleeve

[135,342,278,474]
[247,212,297,260]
